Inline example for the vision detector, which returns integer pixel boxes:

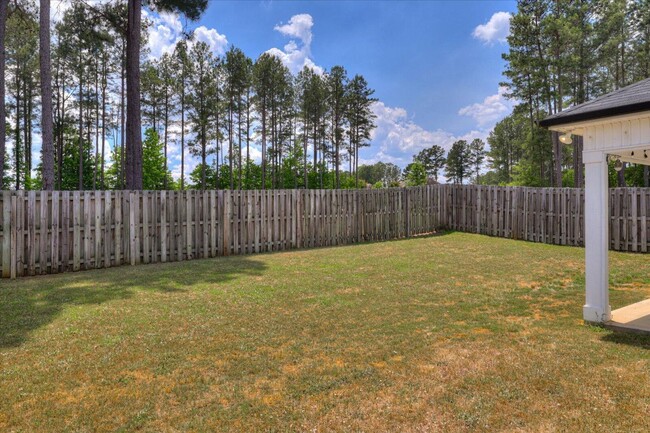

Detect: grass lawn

[1,232,650,432]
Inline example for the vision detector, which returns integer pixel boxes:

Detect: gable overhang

[539,103,650,129]
[543,110,650,163]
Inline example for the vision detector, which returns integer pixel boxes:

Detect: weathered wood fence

[0,187,438,278]
[442,185,650,252]
[1,185,649,279]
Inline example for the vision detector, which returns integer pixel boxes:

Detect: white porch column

[583,150,611,323]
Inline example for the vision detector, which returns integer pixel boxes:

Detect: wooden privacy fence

[0,187,439,278]
[444,185,650,252]
[2,185,650,279]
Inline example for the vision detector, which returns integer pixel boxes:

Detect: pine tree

[173,40,190,190]
[326,66,348,189]
[141,128,174,189]
[0,0,6,189]
[40,0,55,190]
[415,145,446,182]
[445,140,472,184]
[187,41,217,190]
[468,138,486,184]
[125,0,208,190]
[345,74,376,186]
[159,52,177,190]
[6,3,39,190]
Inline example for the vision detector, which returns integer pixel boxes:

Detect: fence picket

[5,185,650,279]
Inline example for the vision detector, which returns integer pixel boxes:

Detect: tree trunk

[56,62,64,189]
[246,90,250,189]
[573,135,584,188]
[201,136,206,191]
[26,83,33,184]
[180,70,185,190]
[551,131,562,187]
[617,163,627,187]
[303,121,307,188]
[126,0,143,190]
[261,105,266,190]
[238,97,242,190]
[120,38,125,189]
[229,97,233,190]
[14,76,21,190]
[93,57,99,190]
[0,0,6,189]
[215,108,220,189]
[78,47,84,191]
[335,129,340,189]
[101,59,107,189]
[39,0,55,190]
[163,91,168,189]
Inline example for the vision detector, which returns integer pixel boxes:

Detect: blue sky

[202,1,515,134]
[51,0,519,180]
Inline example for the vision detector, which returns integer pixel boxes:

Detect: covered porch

[607,299,650,334]
[540,77,650,334]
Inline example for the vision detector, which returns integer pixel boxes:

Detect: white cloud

[458,86,513,127]
[145,11,183,58]
[194,26,229,56]
[274,14,314,45]
[472,12,511,44]
[267,14,323,75]
[143,10,228,59]
[366,101,487,167]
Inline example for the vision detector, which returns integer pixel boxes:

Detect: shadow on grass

[600,331,650,350]
[0,255,267,349]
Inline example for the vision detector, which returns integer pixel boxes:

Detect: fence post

[404,187,410,238]
[2,192,10,278]
[223,191,231,256]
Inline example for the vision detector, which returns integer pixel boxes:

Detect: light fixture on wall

[559,133,573,144]
[614,158,624,172]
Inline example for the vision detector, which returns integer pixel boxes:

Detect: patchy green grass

[1,232,650,432]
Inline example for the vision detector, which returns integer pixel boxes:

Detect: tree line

[401,139,486,186]
[0,0,377,191]
[485,0,650,188]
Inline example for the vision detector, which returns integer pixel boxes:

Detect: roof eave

[539,101,650,128]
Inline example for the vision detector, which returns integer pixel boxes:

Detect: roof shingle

[539,77,650,128]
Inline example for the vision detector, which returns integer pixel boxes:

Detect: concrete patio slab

[604,299,650,334]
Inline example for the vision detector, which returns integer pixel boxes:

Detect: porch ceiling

[608,147,650,167]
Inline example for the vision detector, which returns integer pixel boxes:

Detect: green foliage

[357,162,401,186]
[345,74,377,178]
[487,111,527,184]
[623,163,645,187]
[445,140,472,184]
[142,129,175,190]
[404,161,427,186]
[7,0,385,192]
[104,145,124,190]
[562,169,575,187]
[501,0,650,187]
[477,171,502,186]
[189,163,217,190]
[415,145,446,181]
[59,135,97,191]
[147,0,208,21]
[468,138,486,184]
